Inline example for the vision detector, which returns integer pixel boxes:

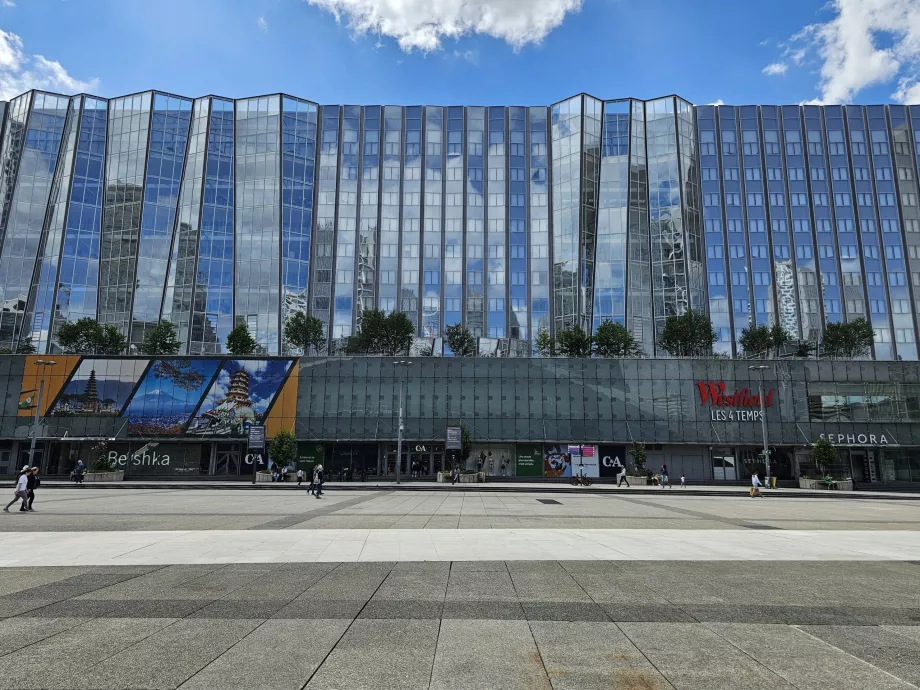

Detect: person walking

[614,457,630,488]
[4,468,30,512]
[74,459,86,484]
[26,467,39,511]
[451,465,460,485]
[296,468,304,487]
[660,463,672,489]
[750,472,762,498]
[312,464,324,499]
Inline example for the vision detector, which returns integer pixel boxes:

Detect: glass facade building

[0,90,918,360]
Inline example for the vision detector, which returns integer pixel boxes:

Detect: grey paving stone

[188,598,291,619]
[601,604,698,623]
[23,598,213,619]
[430,619,552,690]
[448,561,509,572]
[802,625,920,686]
[442,601,526,620]
[0,567,96,596]
[522,601,609,622]
[65,618,260,690]
[0,596,60,617]
[75,564,229,599]
[272,598,366,620]
[530,621,673,690]
[0,617,177,690]
[179,619,349,690]
[305,618,440,690]
[358,600,444,619]
[618,622,798,690]
[0,616,90,657]
[684,604,920,626]
[445,570,518,602]
[707,623,917,690]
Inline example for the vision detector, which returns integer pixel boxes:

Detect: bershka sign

[109,449,170,467]
[697,381,774,422]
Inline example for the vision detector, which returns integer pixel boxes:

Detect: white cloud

[708,99,725,106]
[1,1,15,8]
[306,0,583,52]
[452,49,478,64]
[0,29,98,99]
[762,62,788,76]
[780,0,920,104]
[257,16,268,32]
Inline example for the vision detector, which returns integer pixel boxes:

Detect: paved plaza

[0,488,918,688]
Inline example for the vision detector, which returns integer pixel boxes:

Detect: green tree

[283,311,326,354]
[533,329,555,357]
[657,310,717,357]
[0,339,35,355]
[556,326,593,358]
[811,436,838,477]
[821,318,874,359]
[628,441,647,474]
[58,318,127,355]
[226,323,258,355]
[593,320,642,358]
[344,309,415,356]
[444,323,477,357]
[138,321,181,356]
[738,324,792,359]
[268,428,298,469]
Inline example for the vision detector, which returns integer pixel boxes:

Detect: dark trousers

[27,490,34,509]
[617,472,629,487]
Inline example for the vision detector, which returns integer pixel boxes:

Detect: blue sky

[0,0,918,105]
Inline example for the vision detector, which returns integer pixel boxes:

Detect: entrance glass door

[712,453,737,481]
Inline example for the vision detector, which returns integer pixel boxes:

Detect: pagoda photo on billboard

[48,359,150,416]
[187,359,294,437]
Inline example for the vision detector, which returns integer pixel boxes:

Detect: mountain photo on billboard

[49,359,150,417]
[187,359,293,437]
[124,359,220,436]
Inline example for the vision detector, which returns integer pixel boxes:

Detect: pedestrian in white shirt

[4,469,30,512]
[750,473,762,498]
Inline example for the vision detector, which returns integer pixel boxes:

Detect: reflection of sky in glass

[50,359,149,415]
[197,359,292,417]
[124,359,220,420]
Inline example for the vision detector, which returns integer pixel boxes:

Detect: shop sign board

[445,426,462,450]
[515,444,543,476]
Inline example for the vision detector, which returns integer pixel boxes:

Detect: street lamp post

[393,360,415,485]
[28,360,56,470]
[749,364,770,486]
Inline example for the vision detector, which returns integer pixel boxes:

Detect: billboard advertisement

[598,445,628,478]
[124,359,220,435]
[543,444,572,478]
[515,444,543,477]
[49,359,149,417]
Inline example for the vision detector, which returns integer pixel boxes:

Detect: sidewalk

[38,479,920,499]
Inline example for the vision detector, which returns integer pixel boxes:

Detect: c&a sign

[697,381,775,422]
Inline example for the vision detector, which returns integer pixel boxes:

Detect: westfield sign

[697,381,774,422]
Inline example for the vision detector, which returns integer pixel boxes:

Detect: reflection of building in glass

[1,90,919,361]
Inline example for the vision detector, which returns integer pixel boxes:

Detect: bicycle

[571,472,592,486]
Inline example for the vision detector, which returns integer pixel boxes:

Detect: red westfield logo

[697,381,774,408]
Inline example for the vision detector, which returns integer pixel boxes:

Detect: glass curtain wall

[580,97,602,333]
[889,106,920,358]
[869,105,912,359]
[699,106,731,353]
[312,106,338,348]
[509,106,529,343]
[332,105,357,343]
[402,106,422,334]
[0,92,70,348]
[49,97,107,350]
[486,106,507,339]
[26,97,79,353]
[627,101,653,354]
[161,97,208,351]
[422,106,444,342]
[99,93,152,338]
[0,94,31,243]
[594,100,630,331]
[234,95,281,353]
[280,97,318,353]
[443,107,464,339]
[529,107,550,349]
[379,107,401,317]
[676,98,704,321]
[189,98,234,354]
[646,97,688,339]
[465,107,485,338]
[129,94,192,347]
[357,107,380,331]
[551,96,581,332]
[740,106,774,328]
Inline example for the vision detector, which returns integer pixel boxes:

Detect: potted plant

[627,441,649,485]
[800,437,853,490]
[83,441,124,482]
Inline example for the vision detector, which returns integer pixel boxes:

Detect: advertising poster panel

[543,444,572,478]
[515,444,543,477]
[598,445,629,478]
